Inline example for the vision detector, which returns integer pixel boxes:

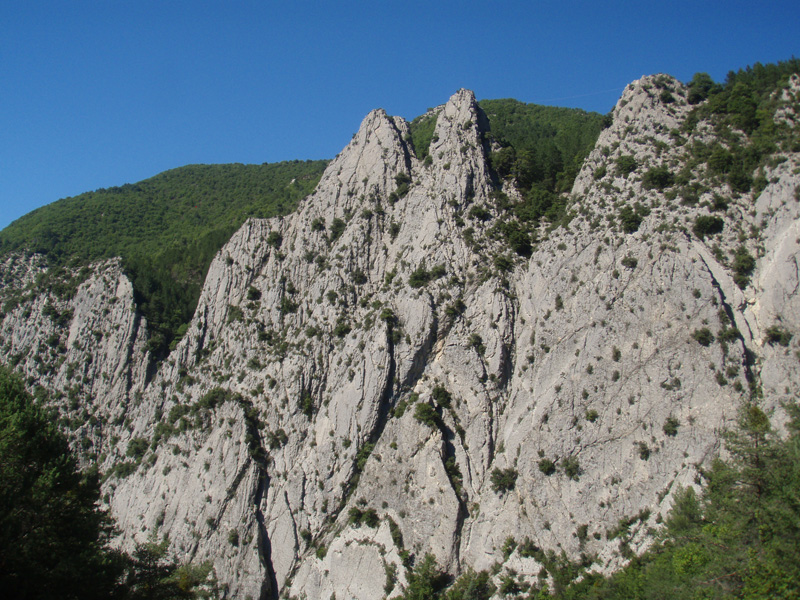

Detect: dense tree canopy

[0,366,121,598]
[479,98,606,198]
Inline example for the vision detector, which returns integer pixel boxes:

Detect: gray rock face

[1,79,798,598]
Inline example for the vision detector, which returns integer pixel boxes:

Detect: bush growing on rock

[490,467,518,494]
[642,165,675,189]
[538,458,556,476]
[732,245,756,289]
[764,325,792,347]
[615,155,638,177]
[692,327,715,346]
[413,403,440,429]
[693,215,724,239]
[562,456,581,480]
[663,416,680,437]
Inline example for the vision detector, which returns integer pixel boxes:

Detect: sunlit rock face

[1,78,798,598]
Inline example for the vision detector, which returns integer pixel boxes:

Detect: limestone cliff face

[1,79,799,598]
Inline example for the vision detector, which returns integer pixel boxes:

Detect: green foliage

[0,367,216,599]
[124,537,218,599]
[413,402,441,429]
[764,324,793,347]
[431,385,452,409]
[0,161,326,360]
[493,254,513,272]
[615,155,638,177]
[642,165,675,189]
[476,99,604,247]
[127,437,149,460]
[490,467,518,494]
[227,304,244,323]
[692,327,715,346]
[328,217,346,243]
[481,99,605,194]
[300,392,314,418]
[693,215,725,239]
[732,245,756,289]
[687,72,720,105]
[444,568,495,600]
[444,298,467,319]
[0,367,122,598]
[266,428,288,449]
[348,505,379,528]
[355,442,375,472]
[407,113,439,160]
[333,317,351,338]
[408,263,446,288]
[468,205,491,222]
[561,455,581,480]
[699,58,800,134]
[538,458,556,476]
[386,515,405,550]
[684,60,800,198]
[397,554,450,600]
[379,307,397,324]
[227,530,239,547]
[636,441,651,460]
[659,89,676,104]
[151,388,237,449]
[617,204,649,233]
[394,172,412,199]
[266,230,283,249]
[663,416,680,437]
[468,333,486,355]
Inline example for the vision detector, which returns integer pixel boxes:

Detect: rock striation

[1,78,799,598]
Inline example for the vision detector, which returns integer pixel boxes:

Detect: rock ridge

[0,80,798,598]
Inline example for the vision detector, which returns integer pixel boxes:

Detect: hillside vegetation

[0,161,327,357]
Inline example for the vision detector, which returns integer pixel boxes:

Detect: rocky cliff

[1,76,799,598]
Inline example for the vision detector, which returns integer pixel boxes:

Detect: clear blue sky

[1,1,798,231]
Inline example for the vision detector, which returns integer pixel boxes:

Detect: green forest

[404,99,608,259]
[0,161,327,358]
[479,98,607,196]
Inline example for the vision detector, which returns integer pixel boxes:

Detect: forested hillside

[0,161,327,357]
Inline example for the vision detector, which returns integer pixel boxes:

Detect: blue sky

[1,1,798,231]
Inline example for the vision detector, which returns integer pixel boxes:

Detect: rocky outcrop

[1,79,798,598]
